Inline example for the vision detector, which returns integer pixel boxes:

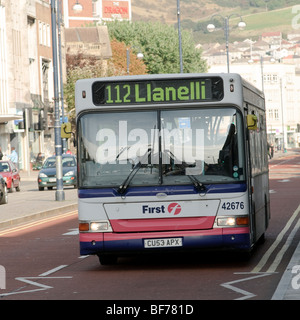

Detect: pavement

[0,150,299,300]
[0,169,77,230]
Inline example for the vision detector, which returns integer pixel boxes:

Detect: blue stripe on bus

[78,183,247,198]
[80,233,251,255]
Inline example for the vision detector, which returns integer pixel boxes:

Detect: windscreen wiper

[186,174,206,193]
[165,150,206,194]
[115,146,131,161]
[117,147,152,195]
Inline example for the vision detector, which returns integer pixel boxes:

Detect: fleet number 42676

[221,201,244,210]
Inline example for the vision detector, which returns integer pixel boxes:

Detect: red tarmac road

[0,153,300,301]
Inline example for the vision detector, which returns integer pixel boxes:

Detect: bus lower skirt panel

[79,228,251,255]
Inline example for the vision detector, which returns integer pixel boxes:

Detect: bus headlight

[218,217,236,226]
[217,216,249,227]
[90,222,109,231]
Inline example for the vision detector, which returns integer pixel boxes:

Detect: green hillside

[198,6,298,43]
[243,7,297,33]
[131,0,300,43]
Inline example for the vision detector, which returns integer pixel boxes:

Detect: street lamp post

[280,78,286,153]
[126,47,144,75]
[260,56,264,93]
[177,0,183,73]
[51,0,64,201]
[207,14,246,73]
[57,0,66,154]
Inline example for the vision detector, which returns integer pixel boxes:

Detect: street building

[0,0,115,171]
[0,0,54,172]
[201,31,300,150]
[63,0,131,27]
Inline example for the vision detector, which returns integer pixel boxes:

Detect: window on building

[287,89,294,102]
[38,20,50,47]
[42,60,50,104]
[268,109,273,120]
[39,21,43,45]
[0,5,8,115]
[47,24,50,47]
[264,73,278,83]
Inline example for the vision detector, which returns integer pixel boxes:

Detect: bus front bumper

[79,227,251,255]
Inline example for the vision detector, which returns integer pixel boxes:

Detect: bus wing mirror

[247,114,257,130]
[61,123,72,138]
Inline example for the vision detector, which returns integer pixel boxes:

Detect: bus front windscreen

[77,108,245,189]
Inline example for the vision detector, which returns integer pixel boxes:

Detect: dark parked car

[0,174,8,204]
[0,160,21,192]
[38,155,77,191]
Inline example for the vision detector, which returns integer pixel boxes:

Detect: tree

[109,39,148,75]
[64,52,108,125]
[64,20,207,125]
[64,40,148,124]
[107,20,207,74]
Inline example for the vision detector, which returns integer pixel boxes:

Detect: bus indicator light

[79,222,89,232]
[236,217,249,226]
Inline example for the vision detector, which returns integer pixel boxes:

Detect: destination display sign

[92,77,224,106]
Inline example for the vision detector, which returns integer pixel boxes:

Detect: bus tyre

[257,232,265,245]
[239,250,252,261]
[98,254,118,265]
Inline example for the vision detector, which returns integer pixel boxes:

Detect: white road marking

[221,273,273,300]
[39,265,68,277]
[252,203,300,273]
[222,197,300,299]
[0,267,72,297]
[267,217,300,273]
[269,158,292,169]
[0,277,54,297]
[272,240,300,299]
[63,228,79,236]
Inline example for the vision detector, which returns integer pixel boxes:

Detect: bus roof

[75,73,264,114]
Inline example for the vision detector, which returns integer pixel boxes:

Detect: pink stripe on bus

[109,216,216,232]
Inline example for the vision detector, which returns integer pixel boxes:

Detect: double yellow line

[0,211,77,237]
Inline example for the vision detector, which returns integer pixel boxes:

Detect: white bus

[75,73,270,265]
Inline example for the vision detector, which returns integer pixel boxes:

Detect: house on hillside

[282,55,300,68]
[287,32,300,42]
[261,31,282,47]
[254,39,270,51]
